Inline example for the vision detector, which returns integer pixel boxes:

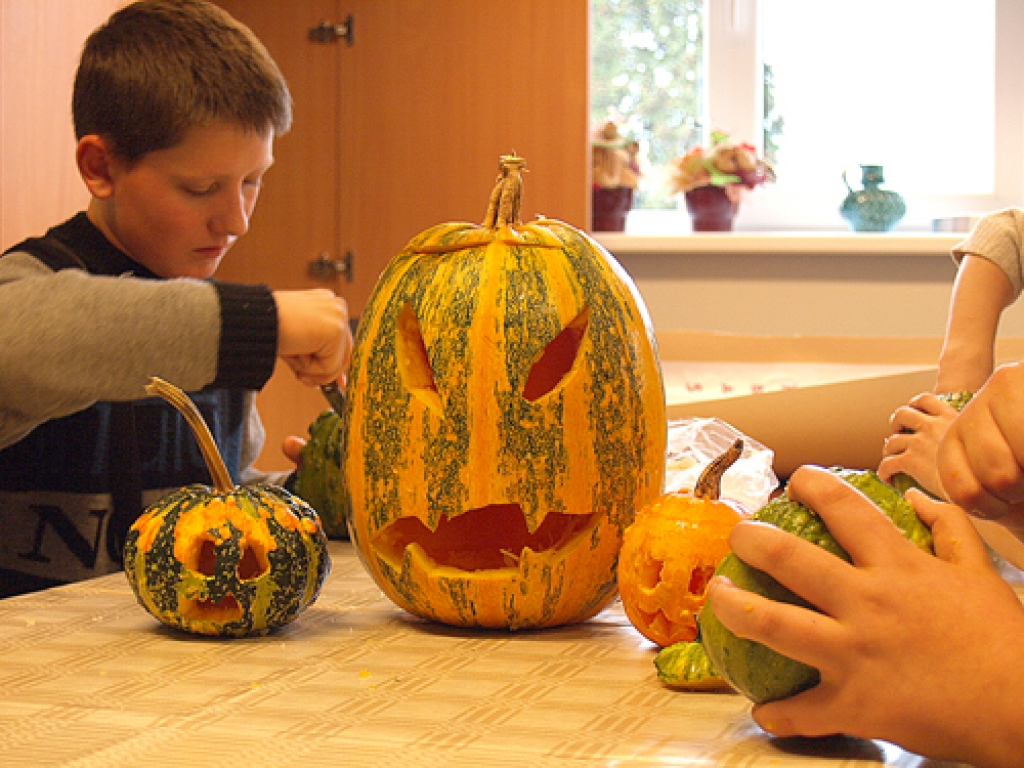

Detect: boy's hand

[274,289,352,386]
[707,466,1024,765]
[939,361,1024,531]
[282,436,306,470]
[878,392,960,497]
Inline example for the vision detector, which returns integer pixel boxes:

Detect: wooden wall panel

[216,0,590,318]
[0,0,127,250]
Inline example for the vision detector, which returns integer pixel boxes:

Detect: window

[591,0,1024,233]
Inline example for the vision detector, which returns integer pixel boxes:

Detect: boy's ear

[77,135,117,199]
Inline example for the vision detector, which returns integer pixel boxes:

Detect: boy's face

[87,121,275,279]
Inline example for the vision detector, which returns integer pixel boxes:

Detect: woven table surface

[0,541,965,767]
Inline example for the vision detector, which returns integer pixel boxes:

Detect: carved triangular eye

[396,302,442,413]
[524,306,589,402]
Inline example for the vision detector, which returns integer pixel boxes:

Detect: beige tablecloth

[0,542,961,767]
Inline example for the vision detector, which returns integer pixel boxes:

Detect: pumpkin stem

[145,376,235,494]
[693,439,744,502]
[482,154,526,229]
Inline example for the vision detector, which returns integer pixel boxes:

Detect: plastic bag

[664,417,778,512]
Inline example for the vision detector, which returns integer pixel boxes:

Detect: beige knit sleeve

[951,208,1024,301]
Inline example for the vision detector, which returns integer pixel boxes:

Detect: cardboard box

[658,330,1024,479]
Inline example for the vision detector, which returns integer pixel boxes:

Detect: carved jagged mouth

[371,503,597,572]
[181,593,243,624]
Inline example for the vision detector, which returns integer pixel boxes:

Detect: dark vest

[0,214,246,592]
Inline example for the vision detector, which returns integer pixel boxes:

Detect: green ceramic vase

[840,165,906,232]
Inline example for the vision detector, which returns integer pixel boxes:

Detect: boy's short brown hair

[73,0,292,165]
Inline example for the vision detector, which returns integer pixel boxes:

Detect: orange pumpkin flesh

[374,504,596,571]
[618,441,748,647]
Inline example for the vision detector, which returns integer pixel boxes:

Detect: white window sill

[592,231,963,258]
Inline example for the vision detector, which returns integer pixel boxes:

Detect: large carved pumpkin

[343,155,667,629]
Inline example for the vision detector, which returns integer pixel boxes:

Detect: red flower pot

[592,187,634,232]
[685,186,738,232]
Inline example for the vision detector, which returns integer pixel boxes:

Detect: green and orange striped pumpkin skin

[124,483,331,637]
[343,162,666,630]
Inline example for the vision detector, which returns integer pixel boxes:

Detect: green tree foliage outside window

[763,62,784,166]
[591,0,704,209]
[592,0,784,210]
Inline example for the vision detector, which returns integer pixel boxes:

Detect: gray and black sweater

[0,213,281,596]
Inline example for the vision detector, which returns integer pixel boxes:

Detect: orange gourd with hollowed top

[618,440,749,647]
[342,155,667,629]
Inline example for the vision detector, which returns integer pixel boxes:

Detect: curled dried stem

[693,439,744,502]
[146,376,234,494]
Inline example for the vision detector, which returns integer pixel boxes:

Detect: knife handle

[320,381,346,413]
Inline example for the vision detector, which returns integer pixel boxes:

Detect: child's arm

[936,253,1014,393]
[939,208,1024,391]
[239,290,352,482]
[878,212,1022,493]
[707,466,1024,766]
[0,261,227,447]
[0,256,349,453]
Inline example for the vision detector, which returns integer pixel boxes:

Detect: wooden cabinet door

[335,0,590,293]
[211,0,348,469]
[212,0,589,469]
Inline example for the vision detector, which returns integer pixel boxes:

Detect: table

[0,542,962,767]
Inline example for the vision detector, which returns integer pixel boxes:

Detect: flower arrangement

[591,120,641,231]
[592,120,640,191]
[668,130,775,197]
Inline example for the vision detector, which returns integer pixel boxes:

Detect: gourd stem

[146,376,235,494]
[693,439,744,501]
[482,154,526,229]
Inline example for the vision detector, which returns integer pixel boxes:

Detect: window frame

[627,0,1024,233]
